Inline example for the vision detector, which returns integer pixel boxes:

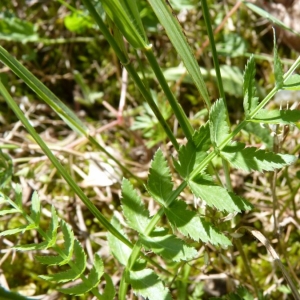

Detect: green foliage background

[0,0,299,299]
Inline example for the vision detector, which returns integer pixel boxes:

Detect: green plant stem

[120,181,187,298]
[0,80,133,249]
[189,53,300,180]
[0,81,168,276]
[144,48,194,142]
[81,0,179,150]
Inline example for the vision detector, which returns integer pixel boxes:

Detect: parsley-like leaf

[243,55,259,117]
[164,200,232,247]
[147,149,173,205]
[209,99,230,148]
[221,142,296,172]
[189,177,252,213]
[121,178,151,233]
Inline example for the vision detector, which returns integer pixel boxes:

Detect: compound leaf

[209,99,230,147]
[221,142,296,172]
[189,177,252,213]
[243,55,259,117]
[121,178,151,233]
[39,239,86,283]
[127,268,172,300]
[140,233,197,261]
[164,200,231,247]
[58,254,104,295]
[147,149,173,205]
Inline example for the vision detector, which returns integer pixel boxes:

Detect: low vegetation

[0,0,299,299]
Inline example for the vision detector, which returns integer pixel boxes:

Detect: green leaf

[0,208,19,216]
[45,206,59,248]
[243,55,259,117]
[221,142,297,172]
[1,224,37,237]
[216,65,244,97]
[14,241,48,251]
[60,220,75,265]
[236,286,254,300]
[29,191,40,226]
[127,269,172,300]
[251,109,300,124]
[0,45,87,136]
[100,0,147,49]
[39,239,86,283]
[164,200,232,247]
[0,149,13,187]
[14,184,23,208]
[0,12,39,43]
[209,99,230,148]
[64,11,93,33]
[35,255,65,266]
[173,141,206,179]
[273,29,283,89]
[58,254,104,295]
[147,149,173,205]
[189,177,252,213]
[283,74,300,90]
[192,123,211,151]
[101,273,116,300]
[119,0,146,42]
[121,178,151,233]
[107,216,132,266]
[140,233,197,261]
[147,0,211,108]
[244,2,300,37]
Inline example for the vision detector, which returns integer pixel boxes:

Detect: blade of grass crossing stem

[0,80,133,250]
[0,47,84,134]
[0,45,139,180]
[118,0,147,42]
[100,0,147,49]
[200,0,232,191]
[144,48,194,142]
[81,0,179,150]
[200,0,227,110]
[97,0,194,142]
[147,0,211,109]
